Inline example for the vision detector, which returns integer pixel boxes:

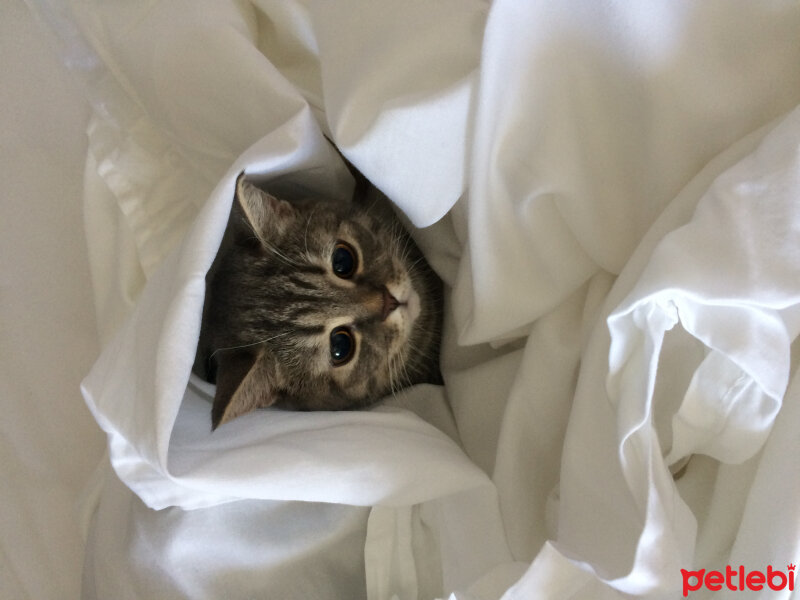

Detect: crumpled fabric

[40,0,800,597]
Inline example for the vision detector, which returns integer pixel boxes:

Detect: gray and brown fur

[193,173,443,429]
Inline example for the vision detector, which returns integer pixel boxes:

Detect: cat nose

[381,287,400,321]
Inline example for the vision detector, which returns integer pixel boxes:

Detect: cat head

[193,174,443,429]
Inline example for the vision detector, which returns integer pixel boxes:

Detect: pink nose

[381,287,400,321]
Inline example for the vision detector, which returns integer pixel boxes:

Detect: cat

[193,171,443,429]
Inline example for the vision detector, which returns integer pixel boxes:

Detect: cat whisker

[239,216,301,268]
[269,245,301,268]
[365,195,381,216]
[386,355,400,402]
[303,206,319,259]
[405,255,428,279]
[208,331,291,361]
[401,233,413,261]
[255,236,302,269]
[399,358,412,390]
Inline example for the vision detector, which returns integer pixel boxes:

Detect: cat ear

[233,172,298,242]
[211,347,277,429]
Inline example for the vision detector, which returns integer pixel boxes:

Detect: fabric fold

[532,107,800,598]
[56,0,800,597]
[81,118,497,512]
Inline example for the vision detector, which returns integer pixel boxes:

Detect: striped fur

[193,175,443,429]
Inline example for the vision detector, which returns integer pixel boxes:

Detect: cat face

[193,174,443,429]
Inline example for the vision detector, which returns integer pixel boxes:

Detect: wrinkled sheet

[33,0,800,598]
[0,3,106,600]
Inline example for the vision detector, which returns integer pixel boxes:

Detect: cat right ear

[233,172,298,243]
[211,347,277,430]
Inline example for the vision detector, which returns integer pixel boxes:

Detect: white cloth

[0,4,105,599]
[503,110,800,599]
[37,0,800,598]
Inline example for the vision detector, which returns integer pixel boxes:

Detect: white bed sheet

[0,2,105,599]
[7,1,800,599]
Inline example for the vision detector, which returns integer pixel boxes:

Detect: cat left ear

[233,172,298,243]
[211,347,277,429]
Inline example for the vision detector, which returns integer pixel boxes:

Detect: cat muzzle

[381,287,400,321]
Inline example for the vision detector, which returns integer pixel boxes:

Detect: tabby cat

[193,172,443,429]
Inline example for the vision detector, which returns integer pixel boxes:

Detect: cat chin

[403,289,421,323]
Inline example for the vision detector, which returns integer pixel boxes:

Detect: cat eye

[329,326,355,366]
[331,241,357,279]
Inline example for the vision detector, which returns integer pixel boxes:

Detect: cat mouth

[381,285,421,324]
[381,287,400,321]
